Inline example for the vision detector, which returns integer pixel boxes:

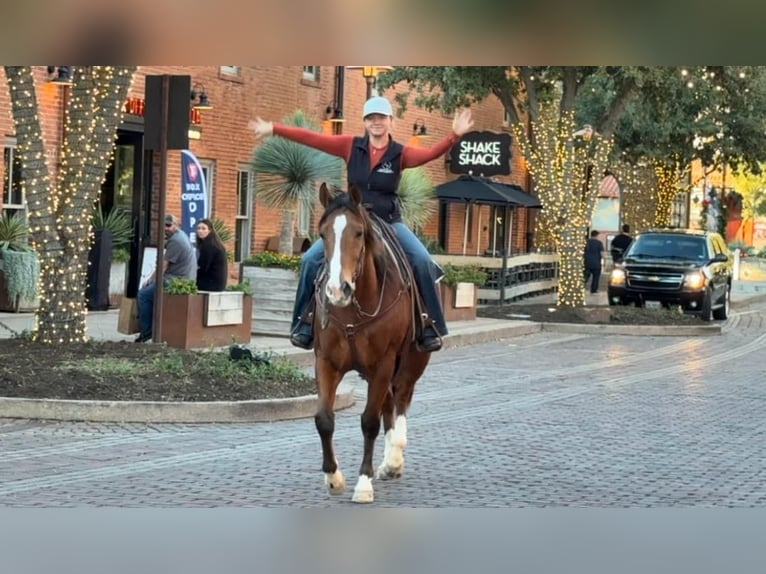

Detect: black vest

[348,135,404,223]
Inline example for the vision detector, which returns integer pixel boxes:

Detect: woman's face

[364,113,392,138]
[196,222,211,239]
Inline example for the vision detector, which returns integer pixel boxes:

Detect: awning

[434,175,542,208]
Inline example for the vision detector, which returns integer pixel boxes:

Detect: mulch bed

[0,339,316,402]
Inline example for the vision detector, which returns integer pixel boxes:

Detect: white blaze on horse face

[325,214,354,305]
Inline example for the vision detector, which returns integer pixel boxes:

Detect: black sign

[449,131,511,176]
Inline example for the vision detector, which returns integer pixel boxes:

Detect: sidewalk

[0,307,537,363]
[1,280,764,357]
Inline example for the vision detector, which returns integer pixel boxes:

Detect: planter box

[109,261,127,308]
[0,268,38,313]
[440,282,478,322]
[160,292,252,350]
[240,264,299,337]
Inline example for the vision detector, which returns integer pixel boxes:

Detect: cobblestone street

[2,303,765,508]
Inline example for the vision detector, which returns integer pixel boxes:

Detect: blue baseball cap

[363,96,393,119]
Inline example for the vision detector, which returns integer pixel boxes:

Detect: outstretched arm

[249,117,353,161]
[402,107,474,168]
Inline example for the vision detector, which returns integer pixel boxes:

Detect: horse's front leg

[315,358,346,495]
[353,361,395,503]
[376,389,404,480]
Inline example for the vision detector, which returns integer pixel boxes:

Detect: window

[2,139,24,215]
[198,159,215,218]
[298,202,311,238]
[302,66,320,82]
[235,167,253,262]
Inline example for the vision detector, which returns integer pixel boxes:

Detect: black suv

[607,229,732,321]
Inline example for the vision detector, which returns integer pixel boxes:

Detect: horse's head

[318,183,371,307]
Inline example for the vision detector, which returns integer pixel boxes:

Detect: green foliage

[72,348,312,388]
[251,109,344,214]
[0,248,39,300]
[578,66,766,174]
[0,212,31,252]
[212,218,233,243]
[398,167,437,231]
[242,251,301,271]
[728,240,755,256]
[164,277,198,295]
[225,280,253,296]
[91,205,133,251]
[112,247,131,263]
[440,263,488,287]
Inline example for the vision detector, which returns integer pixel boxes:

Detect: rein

[316,219,406,339]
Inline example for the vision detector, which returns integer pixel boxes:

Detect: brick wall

[0,66,535,258]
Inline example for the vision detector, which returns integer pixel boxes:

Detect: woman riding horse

[250,96,474,352]
[312,183,432,503]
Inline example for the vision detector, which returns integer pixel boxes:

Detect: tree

[577,67,766,225]
[4,66,136,343]
[250,110,343,254]
[378,66,652,307]
[728,167,766,243]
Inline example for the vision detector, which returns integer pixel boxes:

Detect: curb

[538,322,721,336]
[0,308,746,423]
[0,382,355,424]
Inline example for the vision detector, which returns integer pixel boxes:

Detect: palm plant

[0,211,31,252]
[397,167,437,233]
[91,204,133,251]
[250,110,343,254]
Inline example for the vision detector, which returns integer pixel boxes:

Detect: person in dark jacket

[250,96,474,352]
[610,224,633,264]
[195,218,228,291]
[584,230,605,294]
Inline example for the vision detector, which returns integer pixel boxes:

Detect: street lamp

[346,66,394,99]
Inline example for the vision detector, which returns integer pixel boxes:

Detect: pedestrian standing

[584,230,604,294]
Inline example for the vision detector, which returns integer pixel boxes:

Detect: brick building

[1,66,535,286]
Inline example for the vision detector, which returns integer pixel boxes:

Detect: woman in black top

[195,218,228,291]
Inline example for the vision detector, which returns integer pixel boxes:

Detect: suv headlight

[685,270,705,289]
[609,268,626,285]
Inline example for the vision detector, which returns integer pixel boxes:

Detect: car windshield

[625,235,707,260]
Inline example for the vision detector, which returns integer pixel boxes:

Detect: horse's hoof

[352,475,374,503]
[324,470,346,495]
[375,463,404,480]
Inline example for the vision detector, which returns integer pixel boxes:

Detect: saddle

[302,212,432,342]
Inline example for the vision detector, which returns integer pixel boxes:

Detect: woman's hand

[452,108,474,137]
[249,117,274,139]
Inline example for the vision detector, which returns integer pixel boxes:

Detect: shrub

[226,280,253,296]
[440,263,488,287]
[243,251,301,271]
[164,277,198,295]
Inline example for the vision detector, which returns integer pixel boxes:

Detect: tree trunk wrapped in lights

[4,66,136,343]
[653,158,687,227]
[511,104,612,308]
[612,161,657,233]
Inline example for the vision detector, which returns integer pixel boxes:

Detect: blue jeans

[291,222,447,335]
[137,281,157,337]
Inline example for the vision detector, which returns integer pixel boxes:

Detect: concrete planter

[108,260,127,307]
[240,264,299,337]
[160,292,252,349]
[440,282,478,322]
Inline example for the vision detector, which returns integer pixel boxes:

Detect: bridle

[316,208,406,338]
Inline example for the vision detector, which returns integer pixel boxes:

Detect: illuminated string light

[511,105,612,308]
[4,66,137,343]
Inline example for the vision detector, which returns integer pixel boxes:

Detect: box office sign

[449,131,512,176]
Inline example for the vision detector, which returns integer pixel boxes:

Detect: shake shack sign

[449,131,511,176]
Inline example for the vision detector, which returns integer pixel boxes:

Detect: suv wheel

[700,287,714,322]
[713,285,730,320]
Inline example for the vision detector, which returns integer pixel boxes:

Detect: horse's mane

[319,190,387,280]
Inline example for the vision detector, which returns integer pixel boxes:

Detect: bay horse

[312,183,431,503]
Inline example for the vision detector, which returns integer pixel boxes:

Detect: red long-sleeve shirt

[272,123,459,170]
